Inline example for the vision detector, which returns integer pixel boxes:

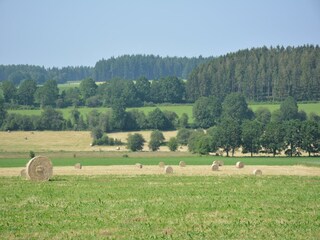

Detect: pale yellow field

[0,130,180,153]
[2,165,320,177]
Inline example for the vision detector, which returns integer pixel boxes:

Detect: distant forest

[0,55,212,84]
[1,45,319,102]
[187,45,320,102]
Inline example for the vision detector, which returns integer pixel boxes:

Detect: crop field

[8,102,320,122]
[0,175,319,239]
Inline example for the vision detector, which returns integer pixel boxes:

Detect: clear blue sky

[0,0,319,67]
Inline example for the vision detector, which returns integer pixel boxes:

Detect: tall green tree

[209,118,241,157]
[147,108,170,130]
[17,79,37,106]
[35,79,59,107]
[193,96,221,128]
[127,133,145,152]
[1,80,17,103]
[135,76,150,102]
[283,120,302,156]
[241,120,263,156]
[300,121,320,156]
[79,78,97,100]
[0,92,7,127]
[148,130,165,151]
[261,122,285,157]
[279,96,298,121]
[222,93,253,122]
[39,107,65,130]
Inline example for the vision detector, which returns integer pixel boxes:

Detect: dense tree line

[94,55,212,81]
[0,76,186,109]
[0,55,211,85]
[187,45,320,102]
[0,65,93,85]
[188,95,320,156]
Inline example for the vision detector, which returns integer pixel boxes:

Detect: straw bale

[211,163,219,171]
[164,166,173,174]
[236,161,244,169]
[253,169,262,175]
[179,161,186,167]
[74,163,82,169]
[26,156,53,181]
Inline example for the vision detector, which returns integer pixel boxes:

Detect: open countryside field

[0,175,319,239]
[8,102,320,121]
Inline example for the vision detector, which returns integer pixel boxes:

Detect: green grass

[8,102,320,122]
[1,156,320,168]
[0,175,319,239]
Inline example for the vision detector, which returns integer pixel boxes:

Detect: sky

[0,0,319,68]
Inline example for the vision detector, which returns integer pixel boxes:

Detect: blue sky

[0,0,319,67]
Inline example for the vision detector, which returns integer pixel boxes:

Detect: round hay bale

[116,147,120,150]
[164,166,173,174]
[213,160,224,166]
[211,163,219,171]
[136,163,143,169]
[253,169,262,176]
[20,169,26,179]
[26,156,53,181]
[236,161,244,169]
[179,161,186,167]
[74,163,82,169]
[159,161,165,168]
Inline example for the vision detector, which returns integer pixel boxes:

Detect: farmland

[0,175,319,239]
[8,102,320,122]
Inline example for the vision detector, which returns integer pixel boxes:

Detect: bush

[127,133,145,152]
[168,137,178,151]
[177,128,192,145]
[29,151,35,158]
[148,130,165,151]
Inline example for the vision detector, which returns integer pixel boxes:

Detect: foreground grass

[0,175,319,239]
[0,155,320,168]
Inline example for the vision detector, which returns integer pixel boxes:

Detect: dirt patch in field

[1,165,320,177]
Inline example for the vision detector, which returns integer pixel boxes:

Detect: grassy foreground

[0,175,319,239]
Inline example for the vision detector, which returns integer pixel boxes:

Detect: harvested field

[2,165,320,177]
[0,130,182,152]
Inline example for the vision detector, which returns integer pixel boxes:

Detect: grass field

[8,102,320,122]
[0,175,319,239]
[0,153,320,168]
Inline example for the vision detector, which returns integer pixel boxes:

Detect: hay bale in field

[253,169,262,176]
[20,169,26,179]
[211,163,219,171]
[213,160,224,166]
[159,161,165,168]
[179,161,186,167]
[26,156,53,181]
[74,163,82,169]
[236,161,244,169]
[116,147,120,150]
[136,163,143,169]
[164,166,173,174]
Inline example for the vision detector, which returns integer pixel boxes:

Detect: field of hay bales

[0,174,319,239]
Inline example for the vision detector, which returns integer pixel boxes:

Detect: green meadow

[8,102,320,122]
[1,155,320,168]
[0,175,319,239]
